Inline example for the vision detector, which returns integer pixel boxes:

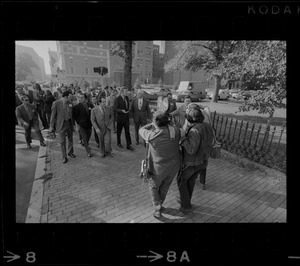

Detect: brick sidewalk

[40,124,286,223]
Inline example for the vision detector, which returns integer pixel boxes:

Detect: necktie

[124,97,128,110]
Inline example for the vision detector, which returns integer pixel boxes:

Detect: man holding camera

[139,111,183,218]
[177,105,214,214]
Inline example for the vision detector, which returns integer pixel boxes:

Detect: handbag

[210,128,221,159]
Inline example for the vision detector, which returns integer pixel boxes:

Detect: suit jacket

[50,99,74,133]
[33,90,45,110]
[44,94,56,113]
[91,105,112,134]
[15,103,39,126]
[73,102,93,129]
[130,97,151,124]
[113,95,130,122]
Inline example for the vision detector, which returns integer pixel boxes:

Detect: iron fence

[211,111,286,174]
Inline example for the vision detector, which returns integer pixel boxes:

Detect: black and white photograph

[15,40,286,224]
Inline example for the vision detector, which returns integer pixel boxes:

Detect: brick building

[55,41,154,88]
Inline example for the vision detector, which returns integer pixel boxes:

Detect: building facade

[55,41,154,87]
[16,44,47,82]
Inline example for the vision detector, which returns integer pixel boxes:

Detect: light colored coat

[90,105,112,134]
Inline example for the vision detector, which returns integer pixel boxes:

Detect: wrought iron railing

[211,111,286,174]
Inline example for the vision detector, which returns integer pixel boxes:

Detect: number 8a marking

[26,252,36,263]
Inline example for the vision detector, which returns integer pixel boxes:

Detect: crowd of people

[16,82,215,218]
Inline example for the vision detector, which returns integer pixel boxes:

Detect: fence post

[248,123,255,148]
[223,117,229,140]
[275,123,286,156]
[242,121,249,146]
[228,118,233,143]
[232,119,238,143]
[237,120,243,143]
[254,124,262,149]
[219,116,224,139]
[212,111,216,129]
[267,125,276,153]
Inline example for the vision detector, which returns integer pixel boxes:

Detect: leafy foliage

[110,41,136,90]
[220,41,286,118]
[164,41,286,118]
[165,41,237,102]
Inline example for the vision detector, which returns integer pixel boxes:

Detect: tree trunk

[211,75,221,103]
[124,41,133,90]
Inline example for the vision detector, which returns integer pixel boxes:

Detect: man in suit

[130,89,151,146]
[91,95,113,158]
[113,87,134,151]
[91,95,100,148]
[23,85,34,104]
[106,89,117,133]
[169,95,191,128]
[73,93,93,157]
[49,90,76,164]
[16,94,46,149]
[33,83,48,129]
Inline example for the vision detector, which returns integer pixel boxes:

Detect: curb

[25,131,48,223]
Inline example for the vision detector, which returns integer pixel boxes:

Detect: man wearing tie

[50,90,76,164]
[113,87,134,151]
[15,94,46,149]
[73,93,94,157]
[130,89,151,146]
[91,96,113,158]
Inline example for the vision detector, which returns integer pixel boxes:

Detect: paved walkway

[37,124,286,223]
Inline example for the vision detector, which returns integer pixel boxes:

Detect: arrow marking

[4,251,21,263]
[137,250,163,262]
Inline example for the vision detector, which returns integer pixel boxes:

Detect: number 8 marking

[26,252,36,263]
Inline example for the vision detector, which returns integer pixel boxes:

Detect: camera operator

[177,105,214,214]
[139,111,184,218]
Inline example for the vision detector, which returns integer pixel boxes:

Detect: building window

[84,58,88,64]
[85,68,89,75]
[71,67,74,74]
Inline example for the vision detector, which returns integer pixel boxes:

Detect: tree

[15,52,39,81]
[220,41,286,129]
[165,41,237,102]
[110,41,135,90]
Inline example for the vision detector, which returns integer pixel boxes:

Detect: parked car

[150,87,172,98]
[229,89,240,99]
[208,89,230,100]
[173,90,205,102]
[142,90,158,101]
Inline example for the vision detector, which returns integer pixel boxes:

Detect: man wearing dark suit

[130,89,151,146]
[49,90,76,164]
[73,93,94,157]
[15,87,23,125]
[113,87,134,151]
[91,95,100,148]
[15,94,46,149]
